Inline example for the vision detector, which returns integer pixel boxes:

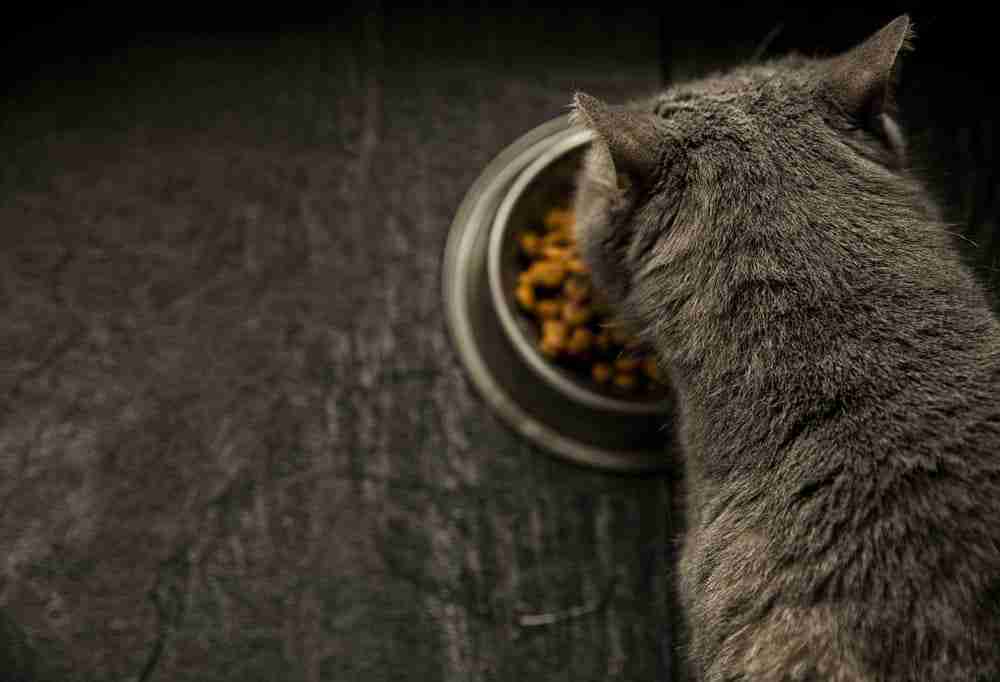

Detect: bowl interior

[492,138,671,412]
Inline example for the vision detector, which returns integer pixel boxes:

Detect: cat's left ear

[572,92,662,189]
[820,15,912,157]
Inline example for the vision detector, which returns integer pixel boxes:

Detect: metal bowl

[488,129,672,415]
[442,115,675,472]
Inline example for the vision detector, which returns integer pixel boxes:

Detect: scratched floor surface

[0,6,680,682]
[1,5,998,682]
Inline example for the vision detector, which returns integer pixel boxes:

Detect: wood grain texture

[0,6,676,682]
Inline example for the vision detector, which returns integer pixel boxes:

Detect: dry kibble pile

[514,207,662,394]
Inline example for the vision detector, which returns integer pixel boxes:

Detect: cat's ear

[821,15,912,121]
[571,92,661,188]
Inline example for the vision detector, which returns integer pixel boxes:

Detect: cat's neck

[656,210,1000,485]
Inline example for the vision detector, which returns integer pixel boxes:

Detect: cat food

[514,207,662,393]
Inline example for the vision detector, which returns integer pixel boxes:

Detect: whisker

[751,23,785,63]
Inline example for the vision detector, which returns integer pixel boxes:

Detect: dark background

[1,3,997,681]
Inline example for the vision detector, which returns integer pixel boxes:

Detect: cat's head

[571,15,916,356]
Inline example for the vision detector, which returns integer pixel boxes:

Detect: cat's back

[689,326,1000,681]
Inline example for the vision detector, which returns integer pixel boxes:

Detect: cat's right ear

[819,15,912,161]
[571,92,661,190]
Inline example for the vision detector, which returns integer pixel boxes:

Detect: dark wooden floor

[1,4,997,681]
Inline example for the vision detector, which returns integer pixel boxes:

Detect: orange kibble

[543,208,575,232]
[592,362,613,384]
[641,356,660,380]
[541,229,573,248]
[528,260,567,288]
[613,371,638,390]
[614,355,642,373]
[563,276,590,302]
[540,337,562,358]
[515,283,535,310]
[542,245,572,261]
[519,231,542,257]
[541,319,569,346]
[561,300,593,326]
[515,201,654,394]
[567,327,594,355]
[536,299,562,319]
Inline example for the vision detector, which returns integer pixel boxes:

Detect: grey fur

[573,15,1000,682]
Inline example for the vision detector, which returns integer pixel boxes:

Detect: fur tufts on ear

[571,92,662,186]
[821,14,913,121]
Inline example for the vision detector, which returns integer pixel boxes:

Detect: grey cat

[572,15,1000,682]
